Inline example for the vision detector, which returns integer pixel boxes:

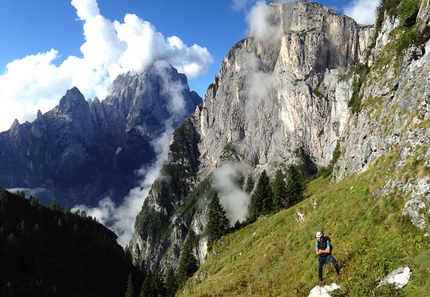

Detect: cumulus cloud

[342,0,379,25]
[0,0,213,132]
[212,163,251,224]
[73,64,187,247]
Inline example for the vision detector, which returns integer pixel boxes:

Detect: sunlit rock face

[333,1,430,230]
[0,62,201,207]
[130,1,374,271]
[193,1,374,181]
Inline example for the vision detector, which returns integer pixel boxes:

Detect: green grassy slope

[180,155,430,296]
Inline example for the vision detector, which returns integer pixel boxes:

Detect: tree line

[207,165,304,247]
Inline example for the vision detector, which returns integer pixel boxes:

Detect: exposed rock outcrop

[308,283,341,297]
[333,0,430,231]
[376,267,412,289]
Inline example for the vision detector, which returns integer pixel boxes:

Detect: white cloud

[212,163,251,224]
[72,153,165,247]
[236,1,279,109]
[241,52,277,119]
[0,0,213,132]
[72,144,168,247]
[342,0,379,25]
[154,60,187,117]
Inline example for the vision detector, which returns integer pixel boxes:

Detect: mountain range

[0,61,201,207]
[1,0,430,295]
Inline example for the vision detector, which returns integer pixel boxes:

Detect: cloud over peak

[0,0,213,132]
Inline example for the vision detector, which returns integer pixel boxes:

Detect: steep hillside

[177,0,430,294]
[0,187,136,297]
[180,160,430,296]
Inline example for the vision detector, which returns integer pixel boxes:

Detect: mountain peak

[58,87,86,113]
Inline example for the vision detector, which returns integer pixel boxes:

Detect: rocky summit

[0,61,202,207]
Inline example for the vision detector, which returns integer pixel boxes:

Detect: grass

[179,157,430,296]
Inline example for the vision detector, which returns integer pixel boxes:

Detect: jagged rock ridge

[0,62,202,207]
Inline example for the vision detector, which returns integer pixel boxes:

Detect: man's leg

[326,255,340,275]
[318,256,326,281]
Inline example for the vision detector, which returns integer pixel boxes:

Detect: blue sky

[0,0,379,132]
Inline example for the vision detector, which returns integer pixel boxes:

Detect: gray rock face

[0,62,201,207]
[129,1,374,271]
[333,0,430,230]
[193,2,373,180]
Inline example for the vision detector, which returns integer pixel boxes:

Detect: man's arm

[315,241,331,255]
[316,247,330,255]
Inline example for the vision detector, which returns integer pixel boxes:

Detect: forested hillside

[0,188,136,297]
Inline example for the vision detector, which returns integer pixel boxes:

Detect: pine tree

[249,170,273,220]
[207,192,230,246]
[139,271,154,297]
[139,265,165,297]
[285,165,303,206]
[176,233,198,289]
[165,266,178,297]
[125,272,134,297]
[272,169,288,210]
[244,175,255,193]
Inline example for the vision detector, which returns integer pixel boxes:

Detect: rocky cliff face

[334,0,430,229]
[193,1,373,179]
[129,1,375,271]
[0,62,201,207]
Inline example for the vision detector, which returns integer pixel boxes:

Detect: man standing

[315,230,340,282]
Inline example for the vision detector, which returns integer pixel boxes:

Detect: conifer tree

[272,169,288,210]
[244,175,255,193]
[249,170,273,220]
[139,271,154,297]
[165,266,178,297]
[207,192,230,245]
[285,165,303,206]
[176,232,198,289]
[125,272,134,297]
[139,265,165,297]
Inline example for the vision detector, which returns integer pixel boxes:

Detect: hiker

[315,230,340,281]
